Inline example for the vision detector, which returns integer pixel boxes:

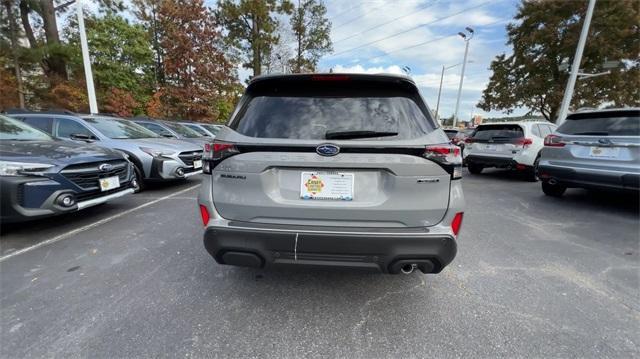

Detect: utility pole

[453,27,474,127]
[435,65,445,121]
[76,0,98,113]
[556,0,597,125]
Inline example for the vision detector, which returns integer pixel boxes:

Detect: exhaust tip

[400,264,415,274]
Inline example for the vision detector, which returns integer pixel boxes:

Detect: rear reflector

[199,205,210,226]
[515,163,526,171]
[451,212,464,236]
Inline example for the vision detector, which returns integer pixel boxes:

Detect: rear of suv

[197,74,464,275]
[464,121,556,180]
[537,108,640,196]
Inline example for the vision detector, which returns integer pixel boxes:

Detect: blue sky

[316,0,525,120]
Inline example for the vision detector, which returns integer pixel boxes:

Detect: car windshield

[162,121,201,138]
[472,124,524,142]
[200,124,221,135]
[558,113,640,136]
[232,96,433,140]
[184,124,210,136]
[84,117,160,139]
[0,115,53,141]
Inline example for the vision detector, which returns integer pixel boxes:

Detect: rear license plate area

[300,172,354,200]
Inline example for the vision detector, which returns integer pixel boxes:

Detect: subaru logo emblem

[98,163,113,172]
[316,144,340,157]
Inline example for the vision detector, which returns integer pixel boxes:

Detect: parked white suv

[463,121,557,181]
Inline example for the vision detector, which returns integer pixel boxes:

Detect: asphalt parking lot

[1,170,638,358]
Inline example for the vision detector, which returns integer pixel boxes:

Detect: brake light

[199,204,210,226]
[464,137,475,144]
[544,134,565,147]
[202,141,239,173]
[515,137,533,148]
[311,75,351,81]
[451,212,464,236]
[424,145,462,179]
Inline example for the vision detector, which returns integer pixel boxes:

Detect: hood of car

[0,140,124,167]
[118,137,202,152]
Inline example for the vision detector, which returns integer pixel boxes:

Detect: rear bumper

[203,222,457,274]
[538,164,640,191]
[465,154,530,169]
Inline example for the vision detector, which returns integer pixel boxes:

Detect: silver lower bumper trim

[184,170,202,177]
[77,188,135,210]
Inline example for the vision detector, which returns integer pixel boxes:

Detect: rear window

[232,96,433,140]
[472,124,524,142]
[558,113,640,136]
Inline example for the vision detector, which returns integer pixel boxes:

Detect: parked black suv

[0,115,136,223]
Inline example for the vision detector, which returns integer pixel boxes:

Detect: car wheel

[541,181,566,197]
[132,165,146,193]
[467,163,483,174]
[528,155,541,182]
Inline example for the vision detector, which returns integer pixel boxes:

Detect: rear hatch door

[209,75,453,228]
[467,124,526,159]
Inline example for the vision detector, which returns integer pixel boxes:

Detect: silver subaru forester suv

[197,74,465,275]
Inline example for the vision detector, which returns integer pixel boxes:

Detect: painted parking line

[0,184,201,263]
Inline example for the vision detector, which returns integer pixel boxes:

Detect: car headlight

[0,161,55,176]
[139,147,176,158]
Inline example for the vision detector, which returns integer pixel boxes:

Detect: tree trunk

[5,0,25,107]
[18,0,37,48]
[252,12,261,76]
[38,0,67,81]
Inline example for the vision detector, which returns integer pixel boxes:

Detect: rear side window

[22,117,54,134]
[472,124,524,142]
[232,96,433,140]
[558,113,640,136]
[138,122,175,137]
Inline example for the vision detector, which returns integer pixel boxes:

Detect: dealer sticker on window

[300,172,354,201]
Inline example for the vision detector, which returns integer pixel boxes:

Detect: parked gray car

[180,122,222,138]
[8,112,204,191]
[132,117,210,146]
[197,73,465,275]
[537,108,640,196]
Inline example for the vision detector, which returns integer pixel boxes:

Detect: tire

[541,181,566,197]
[132,165,146,193]
[527,155,541,182]
[467,163,483,174]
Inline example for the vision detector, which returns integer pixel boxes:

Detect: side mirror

[70,133,96,142]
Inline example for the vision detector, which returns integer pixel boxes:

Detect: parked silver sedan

[537,108,640,196]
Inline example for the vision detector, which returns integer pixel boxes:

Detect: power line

[330,1,493,58]
[365,17,511,62]
[333,2,389,30]
[333,0,440,44]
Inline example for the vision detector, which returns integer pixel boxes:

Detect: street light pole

[556,0,597,125]
[76,0,98,114]
[435,65,445,121]
[453,27,473,127]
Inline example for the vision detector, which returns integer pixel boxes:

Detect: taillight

[199,204,210,226]
[515,137,533,148]
[202,140,239,174]
[424,144,462,179]
[464,137,475,144]
[544,134,565,147]
[451,212,464,236]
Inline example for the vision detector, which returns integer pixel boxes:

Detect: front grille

[75,185,131,202]
[61,160,130,190]
[16,184,25,206]
[179,150,203,167]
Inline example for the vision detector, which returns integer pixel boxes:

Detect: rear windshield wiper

[325,130,398,140]
[572,131,609,136]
